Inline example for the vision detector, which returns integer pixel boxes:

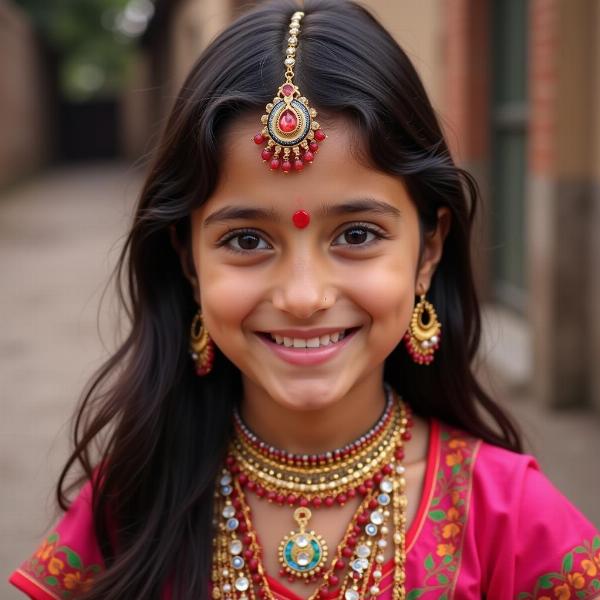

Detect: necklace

[212,390,411,600]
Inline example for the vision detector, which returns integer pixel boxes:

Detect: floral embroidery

[18,531,102,598]
[406,427,479,600]
[518,536,600,600]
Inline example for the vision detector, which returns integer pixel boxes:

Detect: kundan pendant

[253,11,326,172]
[278,507,328,579]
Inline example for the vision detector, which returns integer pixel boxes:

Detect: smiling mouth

[257,327,361,349]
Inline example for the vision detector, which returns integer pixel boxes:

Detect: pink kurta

[10,420,600,599]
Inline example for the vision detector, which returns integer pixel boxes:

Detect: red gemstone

[226,456,235,466]
[357,513,369,525]
[341,547,354,558]
[292,209,310,229]
[299,497,309,507]
[247,480,256,491]
[324,496,334,507]
[309,140,319,152]
[312,496,322,508]
[249,558,259,572]
[336,493,347,505]
[314,129,326,141]
[244,549,254,560]
[279,109,298,133]
[252,573,262,584]
[261,148,273,161]
[302,150,314,163]
[238,473,248,486]
[256,485,265,497]
[357,484,368,496]
[347,535,357,547]
[282,160,292,173]
[347,488,356,498]
[374,473,383,484]
[282,84,294,96]
[294,159,304,172]
[267,490,276,502]
[382,464,393,475]
[287,494,297,505]
[402,430,412,441]
[254,133,265,144]
[276,493,285,505]
[328,575,339,587]
[269,158,280,170]
[334,559,345,570]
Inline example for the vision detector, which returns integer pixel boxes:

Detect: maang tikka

[253,10,327,173]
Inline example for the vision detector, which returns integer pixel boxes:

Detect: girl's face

[186,116,448,411]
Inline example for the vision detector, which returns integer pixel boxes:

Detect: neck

[239,372,387,455]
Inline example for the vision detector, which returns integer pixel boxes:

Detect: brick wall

[0,2,48,188]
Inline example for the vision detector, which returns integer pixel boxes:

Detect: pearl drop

[377,539,388,548]
[370,586,380,595]
[376,554,385,563]
[373,570,382,580]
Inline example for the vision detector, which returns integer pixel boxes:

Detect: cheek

[196,260,264,340]
[347,247,418,335]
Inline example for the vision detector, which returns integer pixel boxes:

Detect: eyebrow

[203,198,401,227]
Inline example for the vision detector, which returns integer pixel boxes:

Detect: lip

[256,327,360,366]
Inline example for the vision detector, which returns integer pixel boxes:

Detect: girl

[10,1,599,599]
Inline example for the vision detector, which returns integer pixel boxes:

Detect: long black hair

[58,1,522,597]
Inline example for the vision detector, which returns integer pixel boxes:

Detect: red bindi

[292,209,310,229]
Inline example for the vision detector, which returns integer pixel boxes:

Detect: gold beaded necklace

[212,391,411,600]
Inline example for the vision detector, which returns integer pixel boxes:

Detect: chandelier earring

[189,309,215,376]
[403,290,441,365]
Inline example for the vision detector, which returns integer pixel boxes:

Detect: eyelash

[217,223,389,255]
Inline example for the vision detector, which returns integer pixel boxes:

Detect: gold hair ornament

[253,11,327,173]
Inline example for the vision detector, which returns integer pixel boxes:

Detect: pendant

[278,507,328,579]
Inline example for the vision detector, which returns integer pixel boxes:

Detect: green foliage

[14,0,143,100]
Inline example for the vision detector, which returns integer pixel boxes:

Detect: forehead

[202,115,411,212]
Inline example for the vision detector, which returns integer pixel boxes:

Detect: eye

[332,224,384,247]
[218,229,272,253]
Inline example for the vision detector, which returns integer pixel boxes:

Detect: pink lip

[256,329,359,366]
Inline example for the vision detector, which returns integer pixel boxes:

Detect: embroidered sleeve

[8,481,104,599]
[517,535,600,600]
[512,465,600,599]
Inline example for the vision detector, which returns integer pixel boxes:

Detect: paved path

[1,164,598,599]
[0,164,140,598]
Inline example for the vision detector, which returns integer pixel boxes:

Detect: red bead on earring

[292,209,310,229]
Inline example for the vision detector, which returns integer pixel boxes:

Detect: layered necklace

[212,387,412,600]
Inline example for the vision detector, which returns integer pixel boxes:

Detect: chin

[267,375,349,412]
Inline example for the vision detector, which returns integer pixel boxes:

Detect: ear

[415,207,452,294]
[169,225,201,305]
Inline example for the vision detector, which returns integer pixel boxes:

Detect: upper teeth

[271,330,346,348]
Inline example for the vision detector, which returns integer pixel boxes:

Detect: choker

[212,389,411,600]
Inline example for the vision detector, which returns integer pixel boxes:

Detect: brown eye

[237,234,261,250]
[220,229,272,253]
[344,227,369,244]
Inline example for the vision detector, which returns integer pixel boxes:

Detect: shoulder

[9,479,104,600]
[432,420,600,598]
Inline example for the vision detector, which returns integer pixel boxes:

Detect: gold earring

[189,309,215,376]
[403,293,441,365]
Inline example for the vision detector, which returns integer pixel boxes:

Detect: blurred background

[1,0,599,596]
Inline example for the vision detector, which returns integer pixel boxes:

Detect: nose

[272,254,336,319]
